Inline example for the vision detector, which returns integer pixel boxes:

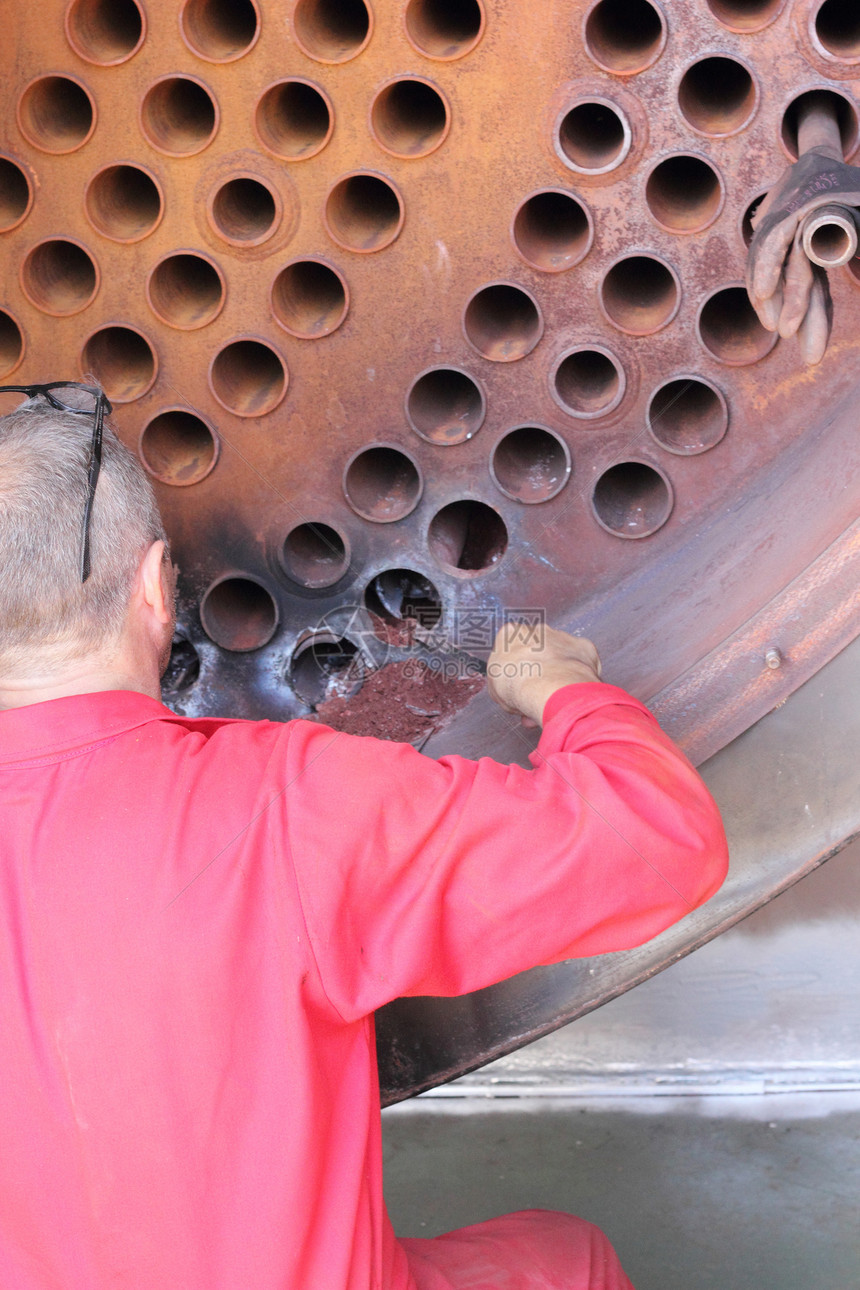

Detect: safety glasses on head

[0,381,113,582]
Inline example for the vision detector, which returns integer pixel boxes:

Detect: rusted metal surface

[3,0,860,1092]
[2,0,859,752]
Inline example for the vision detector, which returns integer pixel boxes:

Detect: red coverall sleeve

[281,683,728,1021]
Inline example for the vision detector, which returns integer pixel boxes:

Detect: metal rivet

[764,648,782,670]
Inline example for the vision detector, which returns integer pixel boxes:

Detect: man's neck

[0,663,161,711]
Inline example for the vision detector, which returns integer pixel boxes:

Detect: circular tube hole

[781,89,858,160]
[65,0,144,63]
[21,239,98,316]
[647,377,728,455]
[406,366,485,444]
[208,176,279,246]
[140,408,219,485]
[209,339,287,417]
[85,164,163,242]
[271,259,348,338]
[0,158,33,231]
[741,189,768,247]
[140,76,218,156]
[552,346,626,419]
[162,634,201,695]
[344,445,422,522]
[281,522,349,588]
[293,0,371,62]
[17,76,95,154]
[592,462,673,539]
[555,99,632,174]
[364,569,442,642]
[200,576,278,651]
[148,253,225,331]
[289,634,363,706]
[428,500,508,573]
[370,78,450,158]
[80,325,157,402]
[255,80,333,160]
[813,0,860,61]
[404,0,484,59]
[600,255,679,335]
[705,0,785,31]
[583,0,666,75]
[0,311,24,378]
[645,155,724,234]
[463,282,543,361]
[678,56,757,137]
[324,173,404,253]
[180,0,259,61]
[491,426,571,503]
[512,190,592,272]
[698,285,778,365]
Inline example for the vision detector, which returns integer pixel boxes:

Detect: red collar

[0,691,179,765]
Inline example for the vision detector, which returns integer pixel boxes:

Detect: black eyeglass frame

[0,380,113,582]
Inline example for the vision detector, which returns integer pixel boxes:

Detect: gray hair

[0,397,167,678]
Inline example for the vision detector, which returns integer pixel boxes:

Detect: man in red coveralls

[0,387,728,1290]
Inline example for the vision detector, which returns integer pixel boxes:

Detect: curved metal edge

[377,628,860,1105]
[648,517,860,766]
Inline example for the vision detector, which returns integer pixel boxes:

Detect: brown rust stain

[314,659,484,744]
[1,0,858,759]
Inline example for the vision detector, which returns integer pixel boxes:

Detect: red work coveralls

[0,682,728,1289]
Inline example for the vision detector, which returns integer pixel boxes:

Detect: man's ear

[138,540,173,625]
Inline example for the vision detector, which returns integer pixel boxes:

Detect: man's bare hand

[487,623,602,727]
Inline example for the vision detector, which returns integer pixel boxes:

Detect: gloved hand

[746,148,858,363]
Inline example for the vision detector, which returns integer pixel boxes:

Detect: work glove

[746,149,860,364]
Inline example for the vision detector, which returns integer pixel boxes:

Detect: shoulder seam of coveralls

[0,735,122,770]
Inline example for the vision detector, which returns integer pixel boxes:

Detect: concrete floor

[382,1092,860,1289]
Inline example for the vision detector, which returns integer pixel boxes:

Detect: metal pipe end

[801,203,859,268]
